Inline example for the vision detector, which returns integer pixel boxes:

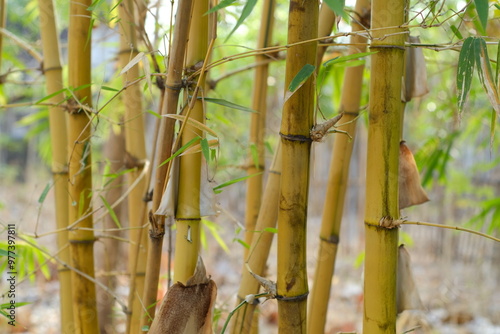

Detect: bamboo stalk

[231,142,282,334]
[0,0,6,77]
[243,0,275,256]
[173,0,209,285]
[316,2,336,67]
[141,0,194,327]
[67,0,99,332]
[37,0,73,331]
[308,0,370,332]
[116,1,149,333]
[363,0,406,331]
[277,1,318,333]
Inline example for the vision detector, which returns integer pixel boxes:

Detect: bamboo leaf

[323,51,377,67]
[100,85,119,92]
[288,64,316,92]
[450,25,463,40]
[146,109,161,118]
[202,219,230,253]
[225,0,258,42]
[120,51,145,75]
[235,238,250,249]
[181,139,219,156]
[164,114,218,137]
[474,38,500,116]
[496,40,500,84]
[17,110,49,126]
[205,0,237,14]
[456,37,476,114]
[199,97,256,113]
[100,195,121,228]
[473,0,489,32]
[158,136,201,167]
[200,138,210,161]
[213,172,263,194]
[35,87,67,104]
[263,227,278,233]
[323,0,350,22]
[38,182,52,204]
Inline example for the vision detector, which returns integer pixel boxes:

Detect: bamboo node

[279,132,312,143]
[310,113,344,142]
[369,45,405,51]
[320,234,340,244]
[276,292,309,302]
[379,216,404,229]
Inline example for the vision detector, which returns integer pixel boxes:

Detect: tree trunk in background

[97,129,125,333]
[173,0,209,285]
[37,0,73,331]
[363,0,405,331]
[67,0,99,332]
[141,0,194,326]
[308,0,370,332]
[117,1,150,333]
[277,1,318,333]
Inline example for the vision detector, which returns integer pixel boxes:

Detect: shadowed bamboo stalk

[0,0,5,76]
[363,0,406,331]
[67,0,99,332]
[141,0,194,327]
[231,142,282,334]
[308,0,370,332]
[277,1,318,333]
[243,0,275,256]
[173,0,209,285]
[316,3,336,67]
[37,0,73,331]
[117,1,149,333]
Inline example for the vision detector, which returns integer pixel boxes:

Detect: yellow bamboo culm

[67,0,99,333]
[363,0,406,332]
[173,0,209,285]
[231,142,282,334]
[117,0,149,333]
[308,0,370,332]
[277,1,318,333]
[37,0,73,332]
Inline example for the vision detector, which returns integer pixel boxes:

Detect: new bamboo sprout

[277,1,318,333]
[67,0,99,332]
[37,0,73,331]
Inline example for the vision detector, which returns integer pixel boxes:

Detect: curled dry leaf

[310,113,344,142]
[399,141,429,209]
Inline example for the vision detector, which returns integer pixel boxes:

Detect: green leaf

[456,37,476,114]
[38,182,52,204]
[205,0,237,14]
[323,0,350,23]
[225,0,258,42]
[200,97,256,113]
[213,172,263,194]
[263,227,278,233]
[17,109,49,126]
[474,38,500,116]
[100,85,119,92]
[473,0,489,32]
[0,249,9,257]
[495,40,500,84]
[88,0,106,11]
[450,25,463,40]
[201,138,210,161]
[234,238,250,249]
[323,51,377,67]
[146,109,161,119]
[202,219,230,253]
[100,195,121,228]
[35,88,67,104]
[288,64,316,93]
[158,136,201,167]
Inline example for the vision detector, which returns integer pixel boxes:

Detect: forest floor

[1,179,500,334]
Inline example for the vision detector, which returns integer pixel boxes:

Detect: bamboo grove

[1,0,500,333]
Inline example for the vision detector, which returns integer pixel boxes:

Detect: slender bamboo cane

[98,129,125,333]
[308,0,370,332]
[37,0,73,331]
[67,0,99,332]
[117,1,149,333]
[231,142,282,334]
[141,0,194,327]
[173,0,209,285]
[277,1,318,333]
[316,3,336,67]
[0,0,5,76]
[363,0,406,331]
[243,0,275,256]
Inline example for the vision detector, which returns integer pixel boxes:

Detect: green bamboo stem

[37,0,73,331]
[67,0,99,332]
[277,1,318,333]
[308,0,370,332]
[363,0,406,331]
